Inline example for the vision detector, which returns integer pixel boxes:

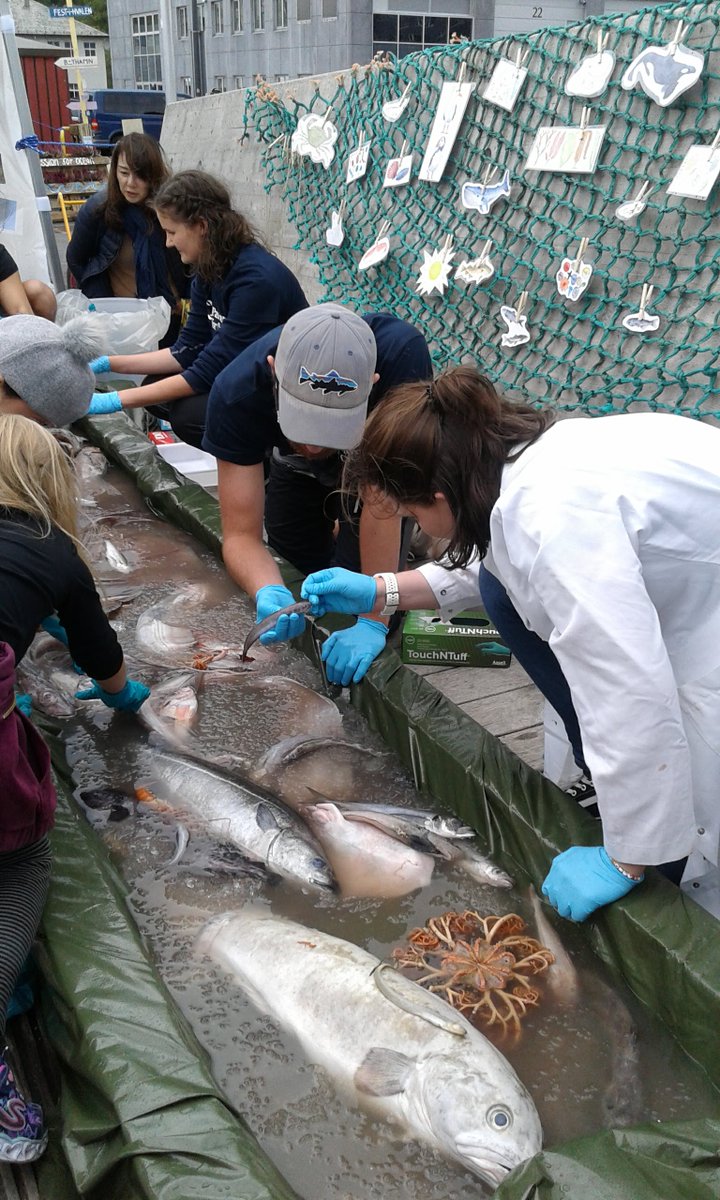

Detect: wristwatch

[375,572,400,618]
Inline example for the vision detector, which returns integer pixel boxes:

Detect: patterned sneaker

[565,774,599,817]
[0,1055,48,1164]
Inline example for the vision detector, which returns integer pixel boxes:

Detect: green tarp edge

[35,717,301,1200]
[72,415,720,1199]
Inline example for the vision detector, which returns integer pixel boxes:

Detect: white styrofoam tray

[155,439,218,489]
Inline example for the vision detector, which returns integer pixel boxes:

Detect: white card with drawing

[419,81,476,183]
[383,153,413,188]
[667,143,720,200]
[482,58,528,112]
[346,140,371,184]
[524,125,607,174]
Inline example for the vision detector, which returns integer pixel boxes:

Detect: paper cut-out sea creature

[291,112,338,168]
[455,254,495,286]
[382,84,412,123]
[565,48,616,98]
[358,236,390,272]
[461,170,512,215]
[416,244,455,297]
[556,256,592,302]
[621,39,704,107]
[325,210,344,247]
[499,305,530,348]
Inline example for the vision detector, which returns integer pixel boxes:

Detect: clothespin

[596,30,609,56]
[573,237,589,272]
[338,198,347,220]
[457,60,467,84]
[442,234,454,256]
[670,20,686,50]
[324,106,334,122]
[580,106,591,130]
[711,130,720,152]
[398,139,408,159]
[638,283,654,317]
[515,291,529,317]
[632,180,652,205]
[377,220,390,238]
[397,82,412,103]
[357,130,364,149]
[480,239,492,263]
[264,131,285,152]
[514,47,530,68]
[482,162,498,187]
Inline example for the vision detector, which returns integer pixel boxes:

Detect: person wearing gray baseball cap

[0,314,105,427]
[203,301,432,685]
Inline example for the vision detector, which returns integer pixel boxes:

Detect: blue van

[88,89,187,147]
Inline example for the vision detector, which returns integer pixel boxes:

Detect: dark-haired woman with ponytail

[299,364,720,924]
[87,169,308,446]
[67,133,190,344]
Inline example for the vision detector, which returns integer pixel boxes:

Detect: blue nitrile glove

[301,568,378,617]
[321,618,387,687]
[89,355,111,375]
[255,585,306,645]
[542,846,644,922]
[41,614,69,646]
[75,678,150,713]
[15,692,32,718]
[89,391,122,415]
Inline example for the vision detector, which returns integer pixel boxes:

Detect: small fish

[426,832,515,888]
[336,802,474,842]
[104,539,132,574]
[372,963,467,1037]
[527,886,580,1005]
[241,601,311,661]
[260,734,382,770]
[167,823,190,867]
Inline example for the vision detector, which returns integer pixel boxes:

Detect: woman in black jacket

[66,133,190,345]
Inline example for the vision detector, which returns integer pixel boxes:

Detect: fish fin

[75,785,135,811]
[354,1048,415,1097]
[255,802,281,832]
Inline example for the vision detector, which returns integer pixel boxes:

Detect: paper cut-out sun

[416,246,455,297]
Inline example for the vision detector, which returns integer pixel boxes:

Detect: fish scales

[198,911,543,1187]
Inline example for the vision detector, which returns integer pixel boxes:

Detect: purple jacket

[0,641,56,851]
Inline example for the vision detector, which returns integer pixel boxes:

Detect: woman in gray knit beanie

[0,314,106,427]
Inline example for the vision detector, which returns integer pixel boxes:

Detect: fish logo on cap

[298,366,358,396]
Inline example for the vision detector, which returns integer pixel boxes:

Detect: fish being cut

[197,911,543,1187]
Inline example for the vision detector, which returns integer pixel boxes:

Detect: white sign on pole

[55,54,97,68]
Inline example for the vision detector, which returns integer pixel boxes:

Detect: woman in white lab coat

[299,365,720,922]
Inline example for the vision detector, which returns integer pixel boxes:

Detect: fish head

[412,1050,542,1186]
[305,801,343,829]
[267,829,337,893]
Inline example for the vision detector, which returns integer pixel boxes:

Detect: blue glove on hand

[41,614,69,646]
[542,846,644,922]
[89,355,111,375]
[255,585,306,645]
[15,693,32,719]
[75,678,150,713]
[89,391,122,415]
[321,618,387,686]
[301,568,378,617]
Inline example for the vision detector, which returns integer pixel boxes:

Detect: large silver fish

[242,601,311,661]
[198,911,543,1186]
[305,802,435,898]
[143,750,335,892]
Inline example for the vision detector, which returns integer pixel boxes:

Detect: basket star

[416,246,455,296]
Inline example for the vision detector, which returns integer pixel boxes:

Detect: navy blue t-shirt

[170,241,308,393]
[203,312,432,467]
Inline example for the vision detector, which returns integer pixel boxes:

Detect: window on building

[372,13,472,58]
[231,0,243,31]
[180,74,192,93]
[131,13,163,89]
[251,0,264,29]
[68,81,80,99]
[233,74,244,88]
[211,0,224,34]
[296,0,311,20]
[177,6,189,37]
[274,0,287,27]
[275,73,288,81]
[83,39,96,57]
[321,0,335,15]
[213,74,226,90]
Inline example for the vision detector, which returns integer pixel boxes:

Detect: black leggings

[142,375,209,450]
[0,836,52,1040]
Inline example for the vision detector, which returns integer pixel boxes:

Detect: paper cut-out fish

[499,306,530,349]
[461,170,512,215]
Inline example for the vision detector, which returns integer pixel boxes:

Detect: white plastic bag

[55,292,171,355]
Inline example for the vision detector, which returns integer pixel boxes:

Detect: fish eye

[486,1105,512,1131]
[311,856,327,871]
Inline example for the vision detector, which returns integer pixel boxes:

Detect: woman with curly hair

[67,132,189,342]
[298,365,720,923]
[88,169,308,447]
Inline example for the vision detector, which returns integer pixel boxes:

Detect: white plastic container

[155,439,218,489]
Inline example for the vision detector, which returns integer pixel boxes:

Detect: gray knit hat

[0,314,107,426]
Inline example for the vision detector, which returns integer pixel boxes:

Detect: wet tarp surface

[55,415,720,1199]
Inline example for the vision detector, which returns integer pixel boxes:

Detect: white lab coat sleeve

[415,557,483,620]
[516,511,696,865]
